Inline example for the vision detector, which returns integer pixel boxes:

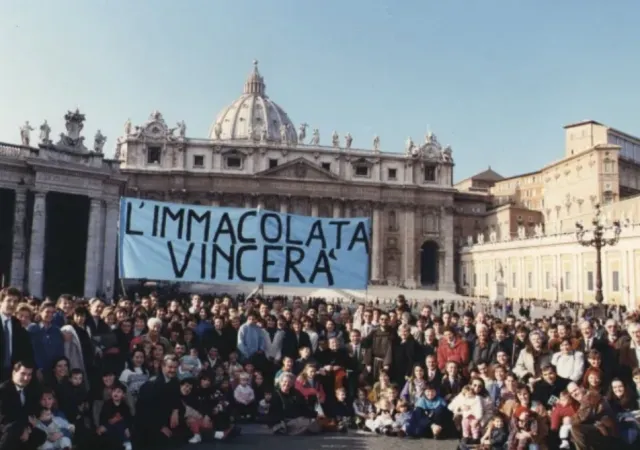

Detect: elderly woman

[469,323,498,371]
[513,330,552,381]
[130,317,172,354]
[269,372,322,435]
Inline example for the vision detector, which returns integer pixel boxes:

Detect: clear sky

[1,0,638,181]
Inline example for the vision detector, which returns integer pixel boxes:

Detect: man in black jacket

[0,361,46,450]
[0,287,34,382]
[134,355,183,449]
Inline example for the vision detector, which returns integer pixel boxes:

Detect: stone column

[101,202,119,300]
[279,197,289,214]
[28,191,47,298]
[371,206,383,281]
[257,197,265,210]
[10,189,28,290]
[332,201,341,218]
[311,200,319,217]
[243,196,252,208]
[402,207,417,287]
[344,203,352,218]
[440,207,456,292]
[84,198,102,298]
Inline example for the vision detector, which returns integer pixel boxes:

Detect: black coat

[0,379,46,450]
[281,330,312,360]
[391,337,423,385]
[0,317,34,382]
[135,374,181,432]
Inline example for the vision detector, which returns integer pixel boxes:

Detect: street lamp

[575,204,622,305]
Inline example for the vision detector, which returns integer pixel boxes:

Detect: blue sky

[1,0,638,181]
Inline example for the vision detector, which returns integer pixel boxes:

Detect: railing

[0,141,121,172]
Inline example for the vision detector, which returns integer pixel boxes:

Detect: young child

[233,372,255,420]
[365,398,395,434]
[441,361,464,402]
[257,391,272,423]
[35,407,74,450]
[330,387,353,432]
[179,378,210,444]
[227,351,243,376]
[352,387,375,429]
[97,382,133,450]
[480,414,508,450]
[68,369,91,426]
[179,350,203,380]
[550,390,577,449]
[391,399,412,437]
[449,385,483,443]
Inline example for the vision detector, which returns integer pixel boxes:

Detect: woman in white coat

[551,338,585,382]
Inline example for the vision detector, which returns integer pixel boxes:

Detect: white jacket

[551,351,585,382]
[263,328,285,361]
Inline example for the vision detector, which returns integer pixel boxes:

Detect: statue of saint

[332,131,339,147]
[373,135,380,152]
[177,120,186,138]
[94,130,107,153]
[405,136,415,153]
[124,119,132,135]
[310,128,320,145]
[345,133,353,149]
[20,121,34,146]
[280,124,288,144]
[298,123,308,142]
[39,120,51,144]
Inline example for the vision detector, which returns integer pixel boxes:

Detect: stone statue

[280,124,288,144]
[489,230,497,243]
[298,123,308,142]
[534,224,544,237]
[310,128,320,145]
[467,235,473,246]
[124,119,132,135]
[94,130,107,153]
[20,121,34,146]
[332,131,339,148]
[260,127,268,143]
[214,123,222,139]
[373,135,380,152]
[405,136,415,154]
[477,232,485,245]
[39,120,51,144]
[495,263,504,282]
[517,225,526,239]
[345,133,353,149]
[442,145,453,162]
[177,120,186,138]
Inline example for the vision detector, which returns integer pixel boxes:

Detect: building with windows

[116,61,458,291]
[458,120,640,308]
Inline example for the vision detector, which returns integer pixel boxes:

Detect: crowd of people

[1,285,639,450]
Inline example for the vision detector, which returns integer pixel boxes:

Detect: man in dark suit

[346,329,366,399]
[0,361,46,450]
[0,287,34,382]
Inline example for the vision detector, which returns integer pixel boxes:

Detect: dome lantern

[243,60,266,96]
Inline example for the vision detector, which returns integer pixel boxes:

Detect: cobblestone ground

[189,426,458,450]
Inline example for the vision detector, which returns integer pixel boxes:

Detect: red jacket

[436,338,470,371]
[295,378,326,404]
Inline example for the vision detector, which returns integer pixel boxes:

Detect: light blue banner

[118,197,371,289]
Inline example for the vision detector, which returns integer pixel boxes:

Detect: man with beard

[363,313,394,382]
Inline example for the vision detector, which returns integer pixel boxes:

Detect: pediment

[256,157,340,181]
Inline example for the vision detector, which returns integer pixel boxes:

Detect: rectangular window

[612,270,620,292]
[269,158,278,168]
[565,271,571,290]
[587,271,594,291]
[512,272,516,288]
[226,156,242,169]
[354,165,370,177]
[193,155,204,168]
[147,146,161,164]
[388,168,397,180]
[545,271,551,290]
[321,162,331,171]
[424,165,436,182]
[527,272,533,289]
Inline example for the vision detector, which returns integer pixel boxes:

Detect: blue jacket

[29,323,65,371]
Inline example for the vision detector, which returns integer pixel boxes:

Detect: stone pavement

[189,430,458,450]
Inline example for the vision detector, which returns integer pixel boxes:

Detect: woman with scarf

[401,364,428,405]
[61,325,88,388]
[513,330,552,381]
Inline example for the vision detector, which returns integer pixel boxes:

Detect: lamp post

[575,204,621,305]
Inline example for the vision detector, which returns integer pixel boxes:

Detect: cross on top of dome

[244,59,265,96]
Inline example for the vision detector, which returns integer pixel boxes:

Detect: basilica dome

[208,61,298,144]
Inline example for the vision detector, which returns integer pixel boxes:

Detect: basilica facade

[117,62,458,291]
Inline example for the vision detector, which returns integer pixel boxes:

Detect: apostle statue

[20,121,34,146]
[298,123,308,142]
[39,120,51,144]
[345,133,353,149]
[94,130,107,153]
[177,120,187,138]
[332,131,339,147]
[310,128,320,145]
[373,135,380,152]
